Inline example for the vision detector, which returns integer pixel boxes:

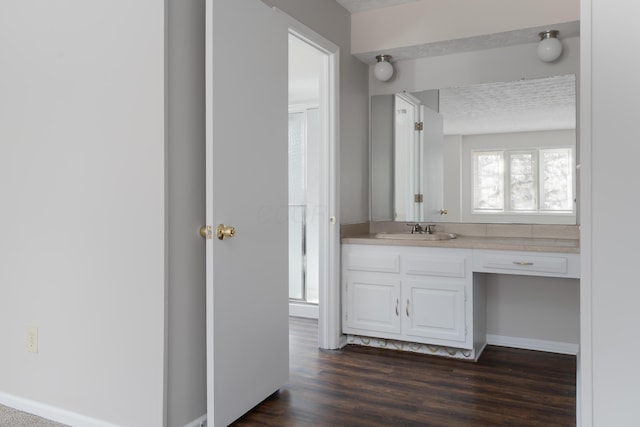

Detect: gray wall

[486,275,579,343]
[167,1,207,426]
[0,2,167,426]
[263,0,370,224]
[0,2,208,426]
[370,95,394,221]
[584,0,640,424]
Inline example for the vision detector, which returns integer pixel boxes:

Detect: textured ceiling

[439,74,576,135]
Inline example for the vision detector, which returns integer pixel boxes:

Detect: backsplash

[343,221,579,240]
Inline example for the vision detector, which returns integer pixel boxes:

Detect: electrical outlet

[27,326,38,353]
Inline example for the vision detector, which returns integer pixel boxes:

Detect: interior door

[205,1,289,426]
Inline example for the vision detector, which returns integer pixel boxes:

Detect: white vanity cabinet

[342,244,486,360]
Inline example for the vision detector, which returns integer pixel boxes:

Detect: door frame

[275,8,341,349]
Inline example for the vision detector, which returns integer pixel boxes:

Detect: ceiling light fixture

[537,30,562,62]
[374,54,394,82]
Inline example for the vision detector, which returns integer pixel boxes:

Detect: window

[471,147,574,217]
[460,130,576,224]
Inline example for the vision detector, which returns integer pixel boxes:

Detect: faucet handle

[426,224,436,234]
[406,223,423,234]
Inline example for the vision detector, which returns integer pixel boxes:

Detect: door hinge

[414,194,424,203]
[414,121,424,131]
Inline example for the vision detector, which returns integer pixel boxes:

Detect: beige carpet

[0,404,68,427]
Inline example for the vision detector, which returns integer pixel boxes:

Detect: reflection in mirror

[370,74,577,225]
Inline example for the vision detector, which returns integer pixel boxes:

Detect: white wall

[0,2,167,426]
[263,0,370,224]
[581,0,640,425]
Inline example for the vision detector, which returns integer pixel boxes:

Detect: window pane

[510,152,536,211]
[474,152,504,211]
[288,112,305,204]
[541,148,573,211]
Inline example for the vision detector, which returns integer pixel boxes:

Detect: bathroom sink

[375,232,457,241]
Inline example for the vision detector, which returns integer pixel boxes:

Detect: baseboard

[0,392,117,427]
[338,333,348,349]
[184,414,207,427]
[486,334,579,355]
[289,302,319,319]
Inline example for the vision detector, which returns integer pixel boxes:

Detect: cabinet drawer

[405,255,467,278]
[473,250,579,278]
[345,253,400,273]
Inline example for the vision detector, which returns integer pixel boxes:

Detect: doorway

[284,16,341,349]
[288,34,322,318]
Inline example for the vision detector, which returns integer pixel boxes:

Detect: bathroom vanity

[341,234,579,361]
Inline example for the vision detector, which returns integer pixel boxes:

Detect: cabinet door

[344,273,401,335]
[402,280,467,344]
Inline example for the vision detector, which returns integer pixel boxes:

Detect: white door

[205,1,289,426]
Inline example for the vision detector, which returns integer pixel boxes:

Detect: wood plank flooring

[233,317,576,426]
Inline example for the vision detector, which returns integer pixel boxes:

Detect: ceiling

[335,0,419,13]
[439,74,576,135]
[334,1,579,64]
[354,21,579,64]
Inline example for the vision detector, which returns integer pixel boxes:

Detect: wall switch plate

[27,326,38,353]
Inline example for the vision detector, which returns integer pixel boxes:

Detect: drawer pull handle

[513,261,534,266]
[395,299,399,316]
[406,299,410,317]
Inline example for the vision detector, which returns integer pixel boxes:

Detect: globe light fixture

[537,30,562,62]
[374,54,394,81]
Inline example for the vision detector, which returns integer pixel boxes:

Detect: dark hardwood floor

[233,317,576,426]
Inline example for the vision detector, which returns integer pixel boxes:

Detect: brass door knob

[200,225,211,239]
[216,224,235,240]
[440,209,448,215]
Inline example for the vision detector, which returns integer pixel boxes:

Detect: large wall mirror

[371,74,577,225]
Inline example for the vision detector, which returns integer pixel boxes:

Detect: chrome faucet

[425,224,436,234]
[407,223,424,234]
